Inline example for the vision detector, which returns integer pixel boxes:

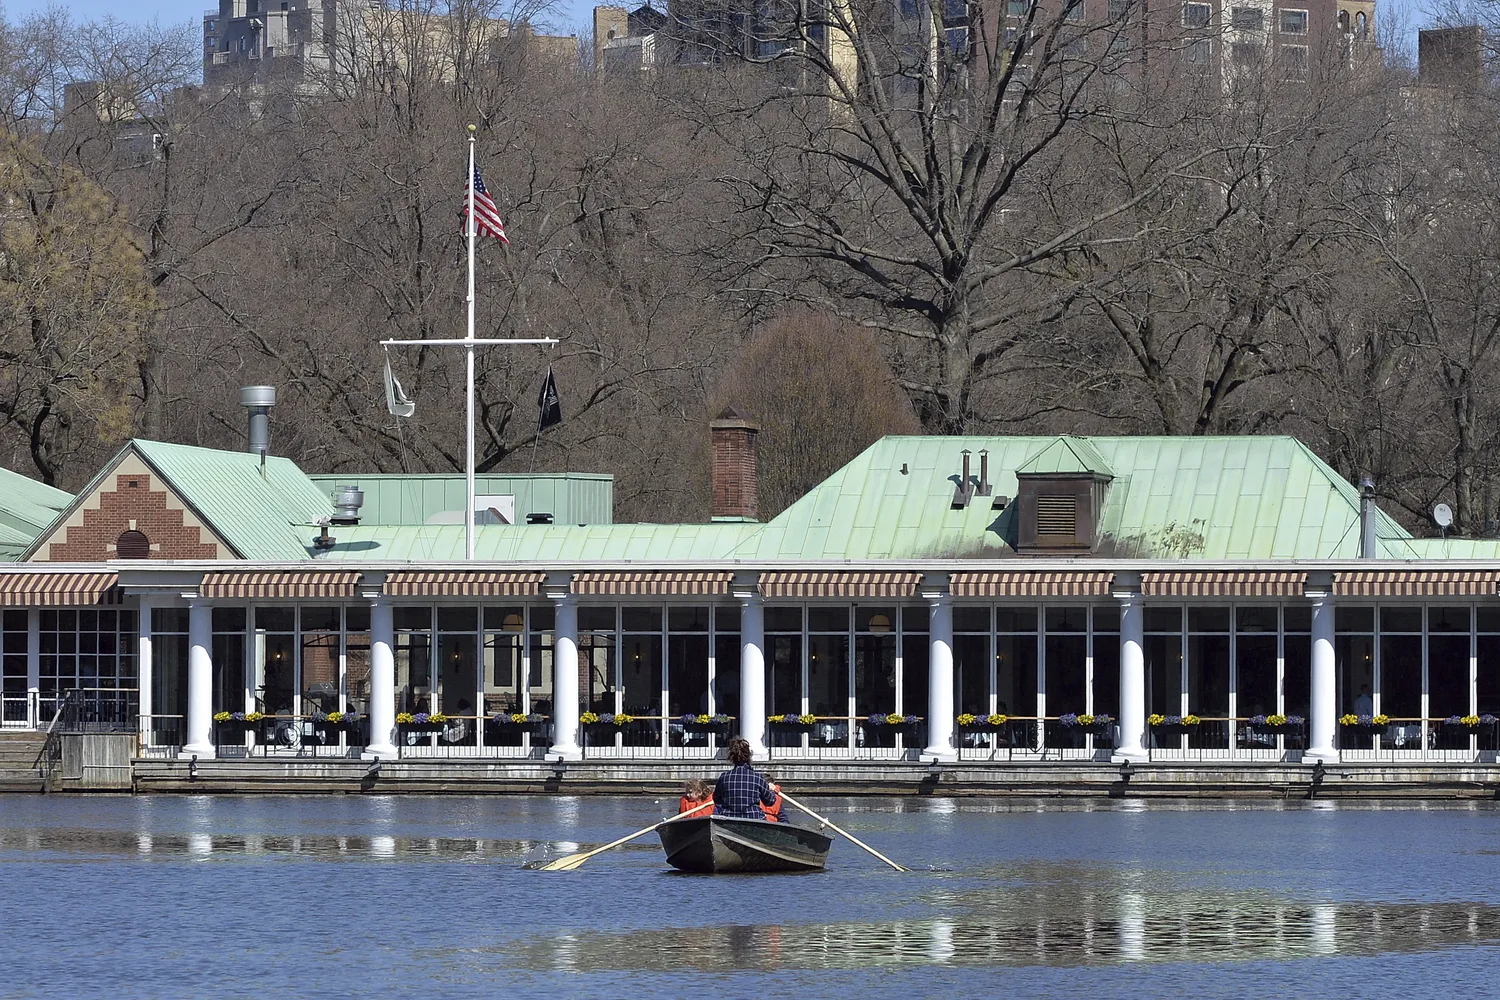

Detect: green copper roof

[1015,436,1114,477]
[0,467,70,560]
[305,473,612,526]
[131,440,335,559]
[306,434,1413,563]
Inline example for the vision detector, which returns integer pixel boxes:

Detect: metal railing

[60,688,136,733]
[1338,718,1500,761]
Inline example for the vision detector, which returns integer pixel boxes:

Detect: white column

[549,593,582,760]
[1113,593,1147,762]
[364,598,397,759]
[137,598,155,747]
[180,599,215,759]
[1306,594,1337,763]
[740,595,767,757]
[924,593,956,761]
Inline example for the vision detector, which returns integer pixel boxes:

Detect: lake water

[2,794,1498,998]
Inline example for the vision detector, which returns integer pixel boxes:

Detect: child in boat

[679,778,714,816]
[760,773,783,822]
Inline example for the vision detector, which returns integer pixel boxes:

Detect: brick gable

[35,459,228,561]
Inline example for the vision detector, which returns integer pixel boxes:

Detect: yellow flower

[396,712,414,724]
[1372,714,1390,726]
[213,712,230,723]
[1078,714,1095,726]
[580,712,599,724]
[986,713,1008,726]
[510,713,530,724]
[886,713,905,725]
[696,714,711,724]
[957,713,977,726]
[1182,714,1201,726]
[429,712,448,724]
[614,713,634,725]
[1149,713,1166,727]
[797,714,816,725]
[1339,713,1358,726]
[246,712,264,723]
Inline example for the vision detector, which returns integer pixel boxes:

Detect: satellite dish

[1433,503,1454,528]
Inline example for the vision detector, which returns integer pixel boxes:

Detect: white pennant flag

[384,354,415,418]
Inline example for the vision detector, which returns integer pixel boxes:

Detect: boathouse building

[4,416,1500,772]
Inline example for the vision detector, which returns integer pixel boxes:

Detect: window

[1007,0,1028,14]
[1280,8,1307,33]
[116,529,149,559]
[1036,495,1078,537]
[1187,37,1212,62]
[1281,42,1307,78]
[1183,2,1211,27]
[1231,40,1261,63]
[1107,0,1129,17]
[1231,6,1263,29]
[1065,0,1084,20]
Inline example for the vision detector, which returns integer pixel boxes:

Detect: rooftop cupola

[1012,436,1114,555]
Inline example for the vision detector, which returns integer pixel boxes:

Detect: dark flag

[538,368,562,431]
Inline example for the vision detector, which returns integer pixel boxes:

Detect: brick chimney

[710,406,759,521]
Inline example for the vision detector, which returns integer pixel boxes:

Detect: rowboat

[657,815,833,873]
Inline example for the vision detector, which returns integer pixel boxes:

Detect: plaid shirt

[713,763,777,819]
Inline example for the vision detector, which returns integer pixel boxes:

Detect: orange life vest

[680,795,714,816]
[761,789,782,822]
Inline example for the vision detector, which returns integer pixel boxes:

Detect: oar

[538,798,714,871]
[777,790,910,872]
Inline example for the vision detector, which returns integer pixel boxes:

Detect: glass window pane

[345,628,371,719]
[1188,607,1230,632]
[1092,631,1119,717]
[807,606,849,632]
[1336,607,1374,632]
[765,606,802,632]
[1045,634,1086,713]
[621,606,661,632]
[1187,634,1229,715]
[953,607,990,632]
[437,607,478,632]
[996,634,1037,716]
[714,633,741,719]
[902,633,929,716]
[579,607,615,631]
[302,606,340,632]
[1284,635,1310,720]
[1283,605,1311,633]
[1337,634,1374,715]
[668,606,710,632]
[1235,606,1277,633]
[212,607,246,631]
[1045,607,1086,633]
[1145,634,1181,715]
[1092,605,1120,632]
[302,632,339,715]
[854,634,897,714]
[1236,636,1277,718]
[1429,607,1469,633]
[438,633,478,729]
[954,634,988,714]
[668,634,709,715]
[393,607,430,631]
[1479,636,1500,715]
[1429,634,1468,718]
[153,608,190,633]
[484,606,526,633]
[715,606,741,633]
[1380,635,1422,717]
[1478,607,1500,633]
[995,607,1037,632]
[808,634,849,715]
[1381,607,1423,633]
[345,605,370,632]
[902,605,929,632]
[1145,607,1182,632]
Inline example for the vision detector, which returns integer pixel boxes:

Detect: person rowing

[713,737,779,820]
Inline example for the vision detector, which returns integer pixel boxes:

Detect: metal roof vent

[240,385,277,463]
[526,512,554,525]
[330,485,364,526]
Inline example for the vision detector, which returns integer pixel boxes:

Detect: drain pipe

[1359,476,1377,558]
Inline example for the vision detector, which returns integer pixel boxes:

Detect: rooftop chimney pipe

[977,449,992,496]
[1359,475,1377,558]
[240,385,277,460]
[709,407,760,521]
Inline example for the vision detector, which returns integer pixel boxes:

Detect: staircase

[0,731,48,792]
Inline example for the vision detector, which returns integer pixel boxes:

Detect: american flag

[462,165,508,244]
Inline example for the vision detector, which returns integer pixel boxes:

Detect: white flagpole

[465,124,477,561]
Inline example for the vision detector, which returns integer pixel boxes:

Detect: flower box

[768,713,815,728]
[956,713,1009,733]
[679,713,733,734]
[1338,713,1390,733]
[862,713,922,731]
[581,712,637,728]
[1248,714,1305,733]
[396,712,449,735]
[1056,713,1114,736]
[213,712,266,739]
[491,712,549,731]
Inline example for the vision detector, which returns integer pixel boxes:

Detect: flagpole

[465,123,477,561]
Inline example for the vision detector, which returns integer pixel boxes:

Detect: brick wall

[44,474,221,561]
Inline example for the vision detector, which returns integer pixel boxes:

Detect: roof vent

[526,512,554,525]
[330,485,364,526]
[312,519,336,550]
[952,449,974,509]
[239,385,277,463]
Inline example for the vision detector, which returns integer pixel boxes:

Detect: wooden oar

[777,790,910,872]
[538,799,714,871]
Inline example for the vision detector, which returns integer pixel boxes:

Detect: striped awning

[1334,570,1500,597]
[199,571,362,599]
[383,571,545,598]
[759,571,922,599]
[572,571,733,596]
[949,571,1113,598]
[1141,571,1306,597]
[0,572,120,606]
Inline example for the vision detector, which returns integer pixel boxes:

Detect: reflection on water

[4,796,1500,997]
[0,827,541,861]
[497,894,1500,971]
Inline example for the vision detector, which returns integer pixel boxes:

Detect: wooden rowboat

[657,815,833,873]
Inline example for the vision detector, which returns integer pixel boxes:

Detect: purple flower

[681,713,698,726]
[600,713,615,725]
[1058,713,1080,728]
[1093,714,1114,726]
[866,713,886,726]
[1164,715,1184,726]
[904,715,921,725]
[413,712,431,725]
[230,712,247,722]
[1285,715,1305,726]
[1446,715,1464,726]
[1357,714,1374,726]
[1249,714,1269,726]
[1482,715,1499,725]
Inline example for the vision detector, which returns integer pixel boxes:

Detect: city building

[4,396,1500,777]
